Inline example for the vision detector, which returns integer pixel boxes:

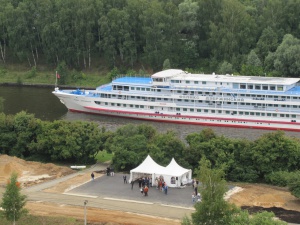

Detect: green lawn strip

[95,151,113,163]
[0,211,84,225]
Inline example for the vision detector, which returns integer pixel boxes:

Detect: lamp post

[84,200,88,225]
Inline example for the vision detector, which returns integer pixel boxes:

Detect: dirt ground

[1,154,300,224]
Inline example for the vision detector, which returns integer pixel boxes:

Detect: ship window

[198,100,203,103]
[255,85,261,90]
[293,105,297,108]
[186,81,190,84]
[111,103,115,106]
[245,112,249,115]
[274,104,278,107]
[272,114,277,117]
[277,86,283,91]
[241,94,245,97]
[146,88,150,91]
[130,104,133,108]
[280,114,284,117]
[150,106,154,109]
[157,98,161,100]
[267,113,271,116]
[211,110,215,113]
[184,99,189,102]
[292,115,296,118]
[140,105,144,108]
[131,96,135,99]
[202,81,206,84]
[171,80,175,83]
[177,91,182,93]
[285,114,289,117]
[137,96,141,99]
[194,81,199,84]
[157,89,161,92]
[95,101,100,105]
[270,86,276,90]
[293,97,298,99]
[246,94,250,97]
[240,84,246,89]
[204,109,208,112]
[262,85,268,90]
[183,108,187,111]
[241,103,245,105]
[198,92,202,94]
[190,109,194,112]
[141,88,145,91]
[105,102,108,105]
[131,87,135,90]
[239,112,243,115]
[256,113,260,116]
[197,109,201,112]
[282,105,286,107]
[248,85,253,89]
[123,104,126,107]
[184,91,189,94]
[135,105,139,108]
[205,92,209,95]
[176,108,180,111]
[137,87,140,90]
[117,103,121,106]
[250,112,254,115]
[226,111,230,114]
[164,98,168,101]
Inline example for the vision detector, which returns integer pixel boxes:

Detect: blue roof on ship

[113,77,152,84]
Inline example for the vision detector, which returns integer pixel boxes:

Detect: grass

[95,151,113,163]
[0,211,84,225]
[0,65,110,88]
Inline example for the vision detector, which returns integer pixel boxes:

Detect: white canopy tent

[129,155,192,188]
[163,158,192,187]
[129,155,166,185]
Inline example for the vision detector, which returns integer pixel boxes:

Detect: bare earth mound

[0,154,75,187]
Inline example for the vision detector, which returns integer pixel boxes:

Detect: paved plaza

[68,173,196,208]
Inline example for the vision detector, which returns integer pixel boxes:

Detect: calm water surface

[1,86,299,140]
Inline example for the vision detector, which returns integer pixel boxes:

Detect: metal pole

[84,200,88,225]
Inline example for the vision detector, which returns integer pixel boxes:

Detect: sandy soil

[26,201,180,225]
[1,154,300,224]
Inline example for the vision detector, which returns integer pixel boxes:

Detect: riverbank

[0,67,109,88]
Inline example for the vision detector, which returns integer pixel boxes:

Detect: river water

[0,86,299,141]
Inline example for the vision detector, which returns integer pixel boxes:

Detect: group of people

[155,176,168,195]
[137,177,151,196]
[106,167,114,176]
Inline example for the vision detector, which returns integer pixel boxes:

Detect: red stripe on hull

[68,108,300,132]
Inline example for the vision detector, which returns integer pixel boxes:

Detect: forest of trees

[1,111,300,197]
[0,0,300,76]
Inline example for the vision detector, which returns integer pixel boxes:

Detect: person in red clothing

[144,185,149,196]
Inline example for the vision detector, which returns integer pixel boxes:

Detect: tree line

[0,0,300,76]
[0,111,299,197]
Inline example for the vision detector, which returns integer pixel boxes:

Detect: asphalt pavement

[22,163,194,220]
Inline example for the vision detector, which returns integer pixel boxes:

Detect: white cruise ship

[53,69,300,132]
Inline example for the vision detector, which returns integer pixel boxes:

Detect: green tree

[288,171,300,198]
[190,157,238,225]
[241,50,263,76]
[218,61,233,74]
[273,34,300,77]
[1,172,27,225]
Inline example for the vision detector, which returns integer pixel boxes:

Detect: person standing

[91,172,95,181]
[144,185,149,196]
[131,180,134,190]
[123,175,127,184]
[164,182,168,195]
